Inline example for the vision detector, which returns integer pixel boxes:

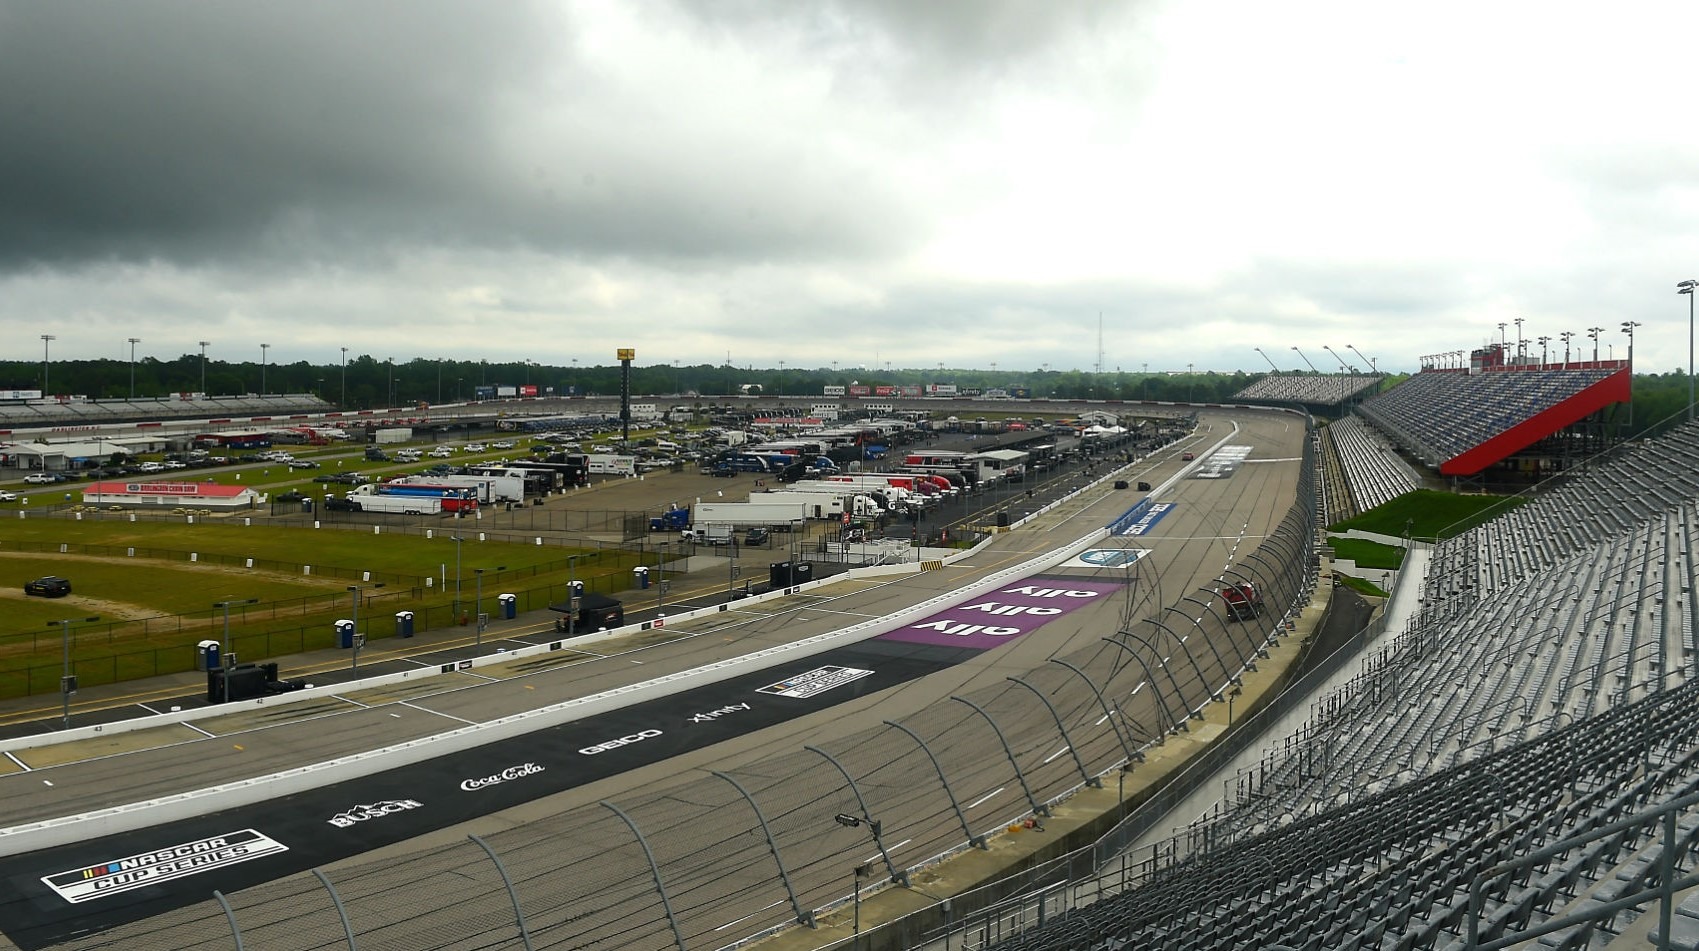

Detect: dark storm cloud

[0,1,914,271]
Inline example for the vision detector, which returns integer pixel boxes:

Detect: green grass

[1336,574,1388,598]
[1327,489,1525,541]
[1328,538,1405,570]
[0,516,645,698]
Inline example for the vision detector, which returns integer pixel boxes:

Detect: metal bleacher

[1356,368,1617,470]
[985,420,1699,950]
[1328,416,1423,514]
[1236,374,1382,406]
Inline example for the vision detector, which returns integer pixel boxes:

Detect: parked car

[463,443,486,453]
[23,473,55,484]
[745,527,771,546]
[430,447,455,458]
[288,460,321,469]
[0,490,16,501]
[25,576,72,598]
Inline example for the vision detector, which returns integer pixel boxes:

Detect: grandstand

[1235,373,1382,409]
[1357,365,1627,476]
[0,393,332,430]
[968,419,1699,950]
[1323,415,1424,520]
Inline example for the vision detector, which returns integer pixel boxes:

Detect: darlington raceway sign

[880,578,1124,651]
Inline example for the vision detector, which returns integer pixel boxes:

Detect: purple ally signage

[879,577,1125,651]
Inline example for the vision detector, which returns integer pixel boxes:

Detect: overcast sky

[4,0,1699,378]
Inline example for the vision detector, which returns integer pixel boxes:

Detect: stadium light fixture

[40,334,54,395]
[1680,280,1698,422]
[1253,347,1280,373]
[1587,326,1605,363]
[199,340,210,394]
[1289,346,1320,373]
[1347,344,1375,374]
[1514,317,1524,360]
[1537,335,1550,366]
[260,343,270,396]
[1560,331,1574,369]
[1320,345,1349,372]
[127,337,141,400]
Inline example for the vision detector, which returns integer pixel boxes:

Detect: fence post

[711,771,813,927]
[951,695,1046,816]
[884,719,987,849]
[468,834,535,951]
[311,869,360,950]
[1005,676,1098,788]
[1049,658,1140,761]
[803,745,907,885]
[212,890,246,951]
[601,801,688,951]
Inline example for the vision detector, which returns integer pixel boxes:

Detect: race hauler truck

[753,486,885,520]
[683,500,808,544]
[330,486,447,516]
[649,506,691,531]
[343,483,478,513]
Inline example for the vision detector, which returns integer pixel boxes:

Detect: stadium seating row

[984,420,1699,950]
[1356,369,1615,468]
[1328,416,1423,514]
[1235,374,1382,406]
[0,394,331,427]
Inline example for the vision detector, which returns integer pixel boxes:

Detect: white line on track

[182,722,217,739]
[966,787,1005,810]
[865,839,911,865]
[397,701,478,725]
[714,898,788,931]
[333,695,371,709]
[3,751,29,772]
[458,669,499,683]
[135,702,162,715]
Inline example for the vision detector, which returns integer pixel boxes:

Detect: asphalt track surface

[0,409,1306,950]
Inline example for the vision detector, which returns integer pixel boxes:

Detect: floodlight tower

[1346,344,1375,374]
[1289,346,1320,373]
[618,348,635,443]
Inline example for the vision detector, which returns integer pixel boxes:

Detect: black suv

[25,576,71,598]
[745,527,771,546]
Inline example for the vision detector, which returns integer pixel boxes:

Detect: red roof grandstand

[1358,362,1629,476]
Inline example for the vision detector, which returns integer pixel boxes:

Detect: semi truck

[391,473,524,503]
[348,483,478,513]
[328,492,445,516]
[649,506,691,531]
[693,500,808,527]
[751,488,882,520]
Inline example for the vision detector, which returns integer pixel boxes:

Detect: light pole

[1289,346,1320,373]
[199,340,210,394]
[127,337,141,399]
[1187,362,1195,402]
[1514,317,1524,361]
[1621,321,1641,430]
[1321,344,1349,372]
[1560,331,1574,369]
[1587,326,1604,364]
[40,334,54,395]
[1537,335,1550,366]
[1141,362,1148,400]
[213,598,258,703]
[344,584,383,670]
[260,343,270,395]
[473,566,505,646]
[1680,280,1697,422]
[1347,344,1375,373]
[451,535,463,618]
[1497,321,1507,347]
[387,356,394,407]
[49,616,99,729]
[1253,347,1280,373]
[340,346,349,406]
